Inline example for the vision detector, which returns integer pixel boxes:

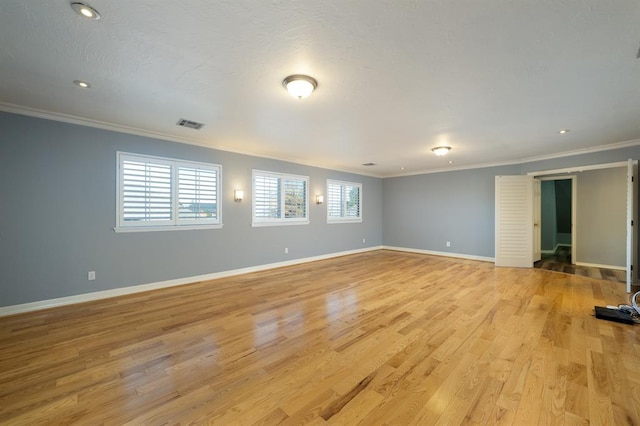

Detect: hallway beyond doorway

[534,246,625,284]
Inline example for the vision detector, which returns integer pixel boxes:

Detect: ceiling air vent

[176,118,205,130]
[362,162,376,166]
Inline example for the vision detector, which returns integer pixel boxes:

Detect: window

[116,152,222,231]
[327,179,362,223]
[252,170,309,226]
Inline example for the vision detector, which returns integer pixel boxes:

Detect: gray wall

[0,112,382,307]
[382,148,640,262]
[2,110,638,308]
[576,167,626,267]
[383,165,521,258]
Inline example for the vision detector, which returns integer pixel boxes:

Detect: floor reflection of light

[253,311,279,347]
[325,290,358,323]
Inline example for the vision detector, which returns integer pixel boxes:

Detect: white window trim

[115,152,223,232]
[327,179,363,224]
[252,169,309,227]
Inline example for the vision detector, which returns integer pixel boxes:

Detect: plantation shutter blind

[284,178,307,219]
[252,170,309,226]
[254,174,281,219]
[121,157,173,225]
[345,184,360,217]
[117,152,222,230]
[327,180,362,223]
[178,164,219,223]
[327,182,343,218]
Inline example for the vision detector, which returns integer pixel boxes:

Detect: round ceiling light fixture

[70,2,101,20]
[283,75,317,99]
[431,146,451,156]
[73,80,91,88]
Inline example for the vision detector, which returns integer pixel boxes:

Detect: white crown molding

[0,102,381,179]
[0,246,382,317]
[4,101,639,180]
[383,138,640,178]
[527,160,636,176]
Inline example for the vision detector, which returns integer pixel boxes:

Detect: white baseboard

[382,245,495,263]
[575,261,626,271]
[0,246,383,317]
[541,243,572,254]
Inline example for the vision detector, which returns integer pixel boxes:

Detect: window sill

[114,224,223,233]
[327,219,363,224]
[251,220,310,228]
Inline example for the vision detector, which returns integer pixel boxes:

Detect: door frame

[527,160,637,291]
[537,175,577,265]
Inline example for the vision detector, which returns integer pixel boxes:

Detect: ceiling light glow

[431,146,451,156]
[283,75,317,99]
[70,2,101,20]
[559,129,570,134]
[73,80,91,88]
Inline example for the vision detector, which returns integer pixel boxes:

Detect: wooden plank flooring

[534,246,626,284]
[1,250,639,425]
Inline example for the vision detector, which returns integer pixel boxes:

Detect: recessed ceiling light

[559,129,570,134]
[70,2,101,20]
[400,166,405,171]
[431,146,451,156]
[362,162,376,166]
[448,160,454,164]
[73,80,91,88]
[283,75,317,99]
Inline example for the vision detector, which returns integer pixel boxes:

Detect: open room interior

[2,250,639,424]
[1,1,640,424]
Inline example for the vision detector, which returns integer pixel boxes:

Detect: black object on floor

[594,306,634,324]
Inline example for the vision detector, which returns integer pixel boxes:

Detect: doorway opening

[539,177,574,262]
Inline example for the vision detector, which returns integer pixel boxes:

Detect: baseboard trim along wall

[0,246,383,317]
[575,261,626,271]
[541,243,572,254]
[382,245,495,263]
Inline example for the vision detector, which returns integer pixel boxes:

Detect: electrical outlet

[88,271,96,281]
[284,247,288,254]
[446,241,451,247]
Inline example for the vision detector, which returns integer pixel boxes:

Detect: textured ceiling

[1,0,640,177]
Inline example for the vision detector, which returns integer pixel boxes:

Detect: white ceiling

[1,1,639,177]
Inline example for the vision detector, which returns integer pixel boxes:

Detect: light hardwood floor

[1,250,639,425]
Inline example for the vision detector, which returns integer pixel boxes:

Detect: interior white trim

[3,102,640,179]
[0,246,382,317]
[114,224,224,233]
[387,140,640,178]
[0,102,381,178]
[382,245,495,263]
[541,243,572,254]
[527,160,636,176]
[575,262,626,271]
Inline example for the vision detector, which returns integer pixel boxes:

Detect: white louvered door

[495,175,534,267]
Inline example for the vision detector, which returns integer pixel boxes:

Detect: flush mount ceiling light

[431,146,451,156]
[70,2,101,20]
[73,80,91,88]
[282,75,317,99]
